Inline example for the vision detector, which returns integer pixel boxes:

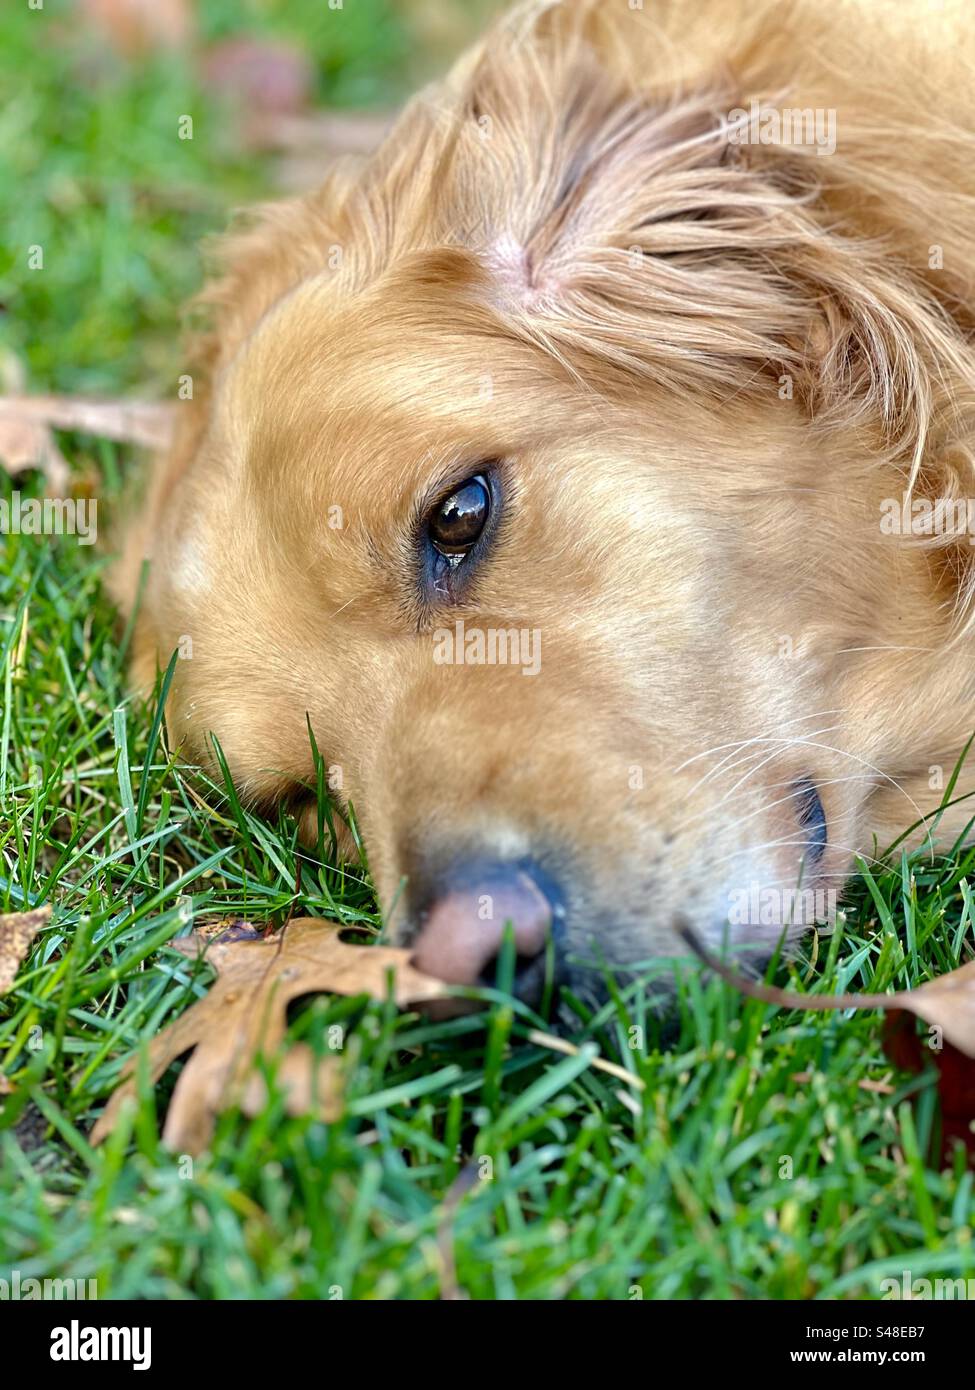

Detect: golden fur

[113,0,975,1000]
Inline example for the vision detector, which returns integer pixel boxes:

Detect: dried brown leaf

[680,921,975,1162]
[0,415,69,491]
[0,905,52,994]
[90,917,447,1154]
[890,961,975,1056]
[0,396,174,452]
[679,923,975,1059]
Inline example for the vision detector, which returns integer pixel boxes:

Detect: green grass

[2,0,974,1301]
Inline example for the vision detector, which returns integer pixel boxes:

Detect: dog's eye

[428,475,490,555]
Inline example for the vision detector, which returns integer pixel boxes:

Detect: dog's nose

[410,859,556,1004]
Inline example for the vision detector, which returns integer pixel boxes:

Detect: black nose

[409,857,563,1007]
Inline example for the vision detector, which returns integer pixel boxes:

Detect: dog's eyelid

[422,456,504,512]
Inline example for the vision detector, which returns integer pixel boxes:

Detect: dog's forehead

[216,265,816,523]
[214,274,572,495]
[226,273,498,417]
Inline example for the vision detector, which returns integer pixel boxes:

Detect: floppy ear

[414,0,975,616]
[436,11,974,404]
[404,12,818,400]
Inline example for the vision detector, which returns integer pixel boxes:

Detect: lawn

[1,0,974,1301]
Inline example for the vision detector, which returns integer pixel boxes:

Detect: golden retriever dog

[113,0,975,1013]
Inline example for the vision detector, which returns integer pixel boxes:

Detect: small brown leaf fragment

[0,905,52,994]
[79,0,194,57]
[0,396,174,453]
[0,413,69,493]
[891,961,975,1057]
[90,917,447,1154]
[0,359,68,492]
[192,917,265,946]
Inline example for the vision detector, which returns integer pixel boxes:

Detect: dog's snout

[410,859,556,1002]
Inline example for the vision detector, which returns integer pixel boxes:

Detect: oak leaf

[90,917,447,1153]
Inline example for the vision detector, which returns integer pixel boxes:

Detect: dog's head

[116,2,975,1012]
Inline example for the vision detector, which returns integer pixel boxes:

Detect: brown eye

[428,475,490,554]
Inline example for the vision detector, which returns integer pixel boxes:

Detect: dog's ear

[419,2,975,620]
[412,21,838,403]
[432,22,975,426]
